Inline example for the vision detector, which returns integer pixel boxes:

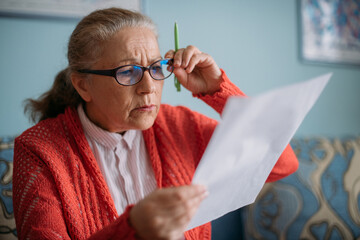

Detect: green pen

[174,22,181,92]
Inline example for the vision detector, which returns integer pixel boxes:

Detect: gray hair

[25,8,158,122]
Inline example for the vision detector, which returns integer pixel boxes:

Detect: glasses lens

[116,65,143,85]
[150,59,173,80]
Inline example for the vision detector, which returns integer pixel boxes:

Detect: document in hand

[187,73,331,230]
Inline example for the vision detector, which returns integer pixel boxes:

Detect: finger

[135,186,207,239]
[186,53,212,73]
[146,185,206,209]
[180,185,208,212]
[164,49,175,59]
[173,48,185,67]
[169,185,208,208]
[181,45,201,68]
[176,188,207,219]
[156,185,207,209]
[172,67,189,86]
[169,186,208,229]
[185,184,208,199]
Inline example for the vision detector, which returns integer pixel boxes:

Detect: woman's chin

[138,118,156,130]
[128,116,157,131]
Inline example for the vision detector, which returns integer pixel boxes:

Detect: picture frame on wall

[0,0,142,19]
[299,0,360,67]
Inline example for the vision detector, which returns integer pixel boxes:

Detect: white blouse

[77,105,157,215]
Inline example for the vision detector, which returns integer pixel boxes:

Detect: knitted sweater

[13,70,298,240]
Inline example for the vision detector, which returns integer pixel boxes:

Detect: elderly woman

[13,7,298,240]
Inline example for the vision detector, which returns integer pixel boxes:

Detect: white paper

[187,73,331,230]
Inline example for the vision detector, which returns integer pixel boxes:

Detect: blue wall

[1,0,359,137]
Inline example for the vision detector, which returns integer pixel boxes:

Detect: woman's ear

[71,73,92,102]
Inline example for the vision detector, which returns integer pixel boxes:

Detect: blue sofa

[1,136,360,239]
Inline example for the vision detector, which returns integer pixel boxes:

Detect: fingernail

[202,190,209,198]
[197,185,208,193]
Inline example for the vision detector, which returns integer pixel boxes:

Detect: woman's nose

[136,71,156,95]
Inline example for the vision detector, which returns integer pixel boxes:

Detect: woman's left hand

[165,45,222,95]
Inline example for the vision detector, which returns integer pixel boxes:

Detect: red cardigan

[13,70,298,239]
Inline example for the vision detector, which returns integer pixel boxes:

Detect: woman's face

[83,27,164,133]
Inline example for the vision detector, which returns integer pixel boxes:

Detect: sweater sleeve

[13,138,137,240]
[194,69,298,182]
[194,69,246,115]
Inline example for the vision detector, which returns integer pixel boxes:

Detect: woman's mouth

[134,104,156,112]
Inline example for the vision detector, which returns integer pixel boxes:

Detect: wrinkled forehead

[121,30,159,54]
[98,27,161,68]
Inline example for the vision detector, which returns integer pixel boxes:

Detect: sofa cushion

[242,137,360,239]
[0,137,17,240]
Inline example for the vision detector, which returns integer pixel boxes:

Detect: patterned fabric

[242,137,360,239]
[0,137,17,240]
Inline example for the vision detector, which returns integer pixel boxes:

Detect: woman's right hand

[129,185,208,240]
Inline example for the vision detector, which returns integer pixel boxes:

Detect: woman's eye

[151,66,163,73]
[118,69,133,76]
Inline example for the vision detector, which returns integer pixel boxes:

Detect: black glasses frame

[77,58,174,86]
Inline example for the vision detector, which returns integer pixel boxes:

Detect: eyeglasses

[78,58,174,86]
